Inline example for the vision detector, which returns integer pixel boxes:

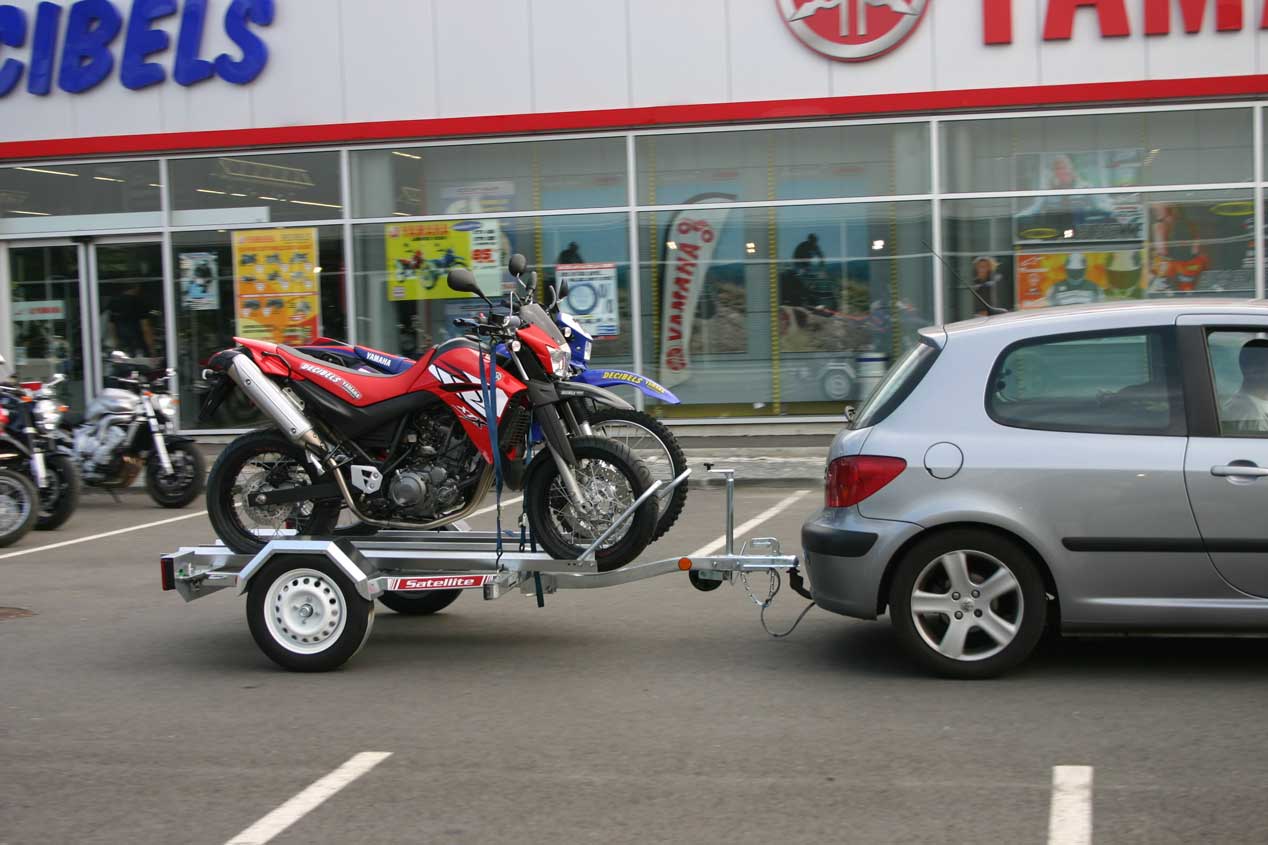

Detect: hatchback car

[801,300,1268,678]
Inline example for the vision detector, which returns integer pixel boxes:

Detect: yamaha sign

[777,0,930,62]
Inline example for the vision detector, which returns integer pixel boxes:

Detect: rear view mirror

[446,269,480,295]
[557,278,570,300]
[508,254,528,277]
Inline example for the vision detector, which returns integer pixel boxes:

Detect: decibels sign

[0,0,274,98]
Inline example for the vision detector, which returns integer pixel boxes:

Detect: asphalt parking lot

[4,483,1268,844]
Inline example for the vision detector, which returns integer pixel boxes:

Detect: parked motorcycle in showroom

[0,361,80,531]
[199,266,659,571]
[62,352,206,509]
[300,258,690,542]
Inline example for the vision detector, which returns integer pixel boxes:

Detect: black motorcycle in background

[0,360,80,531]
[61,352,206,509]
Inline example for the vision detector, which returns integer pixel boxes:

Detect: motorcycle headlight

[154,393,178,421]
[34,399,60,431]
[549,346,571,378]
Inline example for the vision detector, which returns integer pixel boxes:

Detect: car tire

[888,529,1047,679]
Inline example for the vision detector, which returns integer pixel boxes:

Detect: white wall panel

[246,0,344,127]
[531,0,629,113]
[338,0,437,124]
[0,0,1267,147]
[726,0,830,103]
[627,0,728,106]
[931,0,1040,91]
[433,0,532,118]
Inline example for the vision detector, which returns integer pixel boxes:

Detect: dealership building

[1,0,1266,430]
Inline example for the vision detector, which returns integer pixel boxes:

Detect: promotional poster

[178,252,220,311]
[1146,198,1255,297]
[557,263,619,338]
[385,220,502,302]
[1014,149,1144,245]
[231,228,321,344]
[1015,249,1146,309]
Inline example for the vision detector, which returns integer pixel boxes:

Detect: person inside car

[1222,338,1268,434]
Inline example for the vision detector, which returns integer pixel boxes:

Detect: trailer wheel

[246,556,374,672]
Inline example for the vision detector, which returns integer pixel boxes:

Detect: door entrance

[4,237,166,409]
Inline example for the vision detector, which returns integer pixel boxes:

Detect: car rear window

[851,342,939,429]
[987,328,1184,436]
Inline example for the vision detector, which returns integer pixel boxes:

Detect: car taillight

[0,407,8,431]
[825,456,907,508]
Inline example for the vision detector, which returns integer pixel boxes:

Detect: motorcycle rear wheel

[524,436,656,572]
[207,430,341,554]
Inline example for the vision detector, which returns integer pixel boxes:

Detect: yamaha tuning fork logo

[777,0,930,62]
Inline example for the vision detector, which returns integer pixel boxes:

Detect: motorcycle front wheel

[207,430,341,554]
[35,454,80,531]
[147,442,207,509]
[0,468,39,548]
[524,436,657,572]
[585,408,687,542]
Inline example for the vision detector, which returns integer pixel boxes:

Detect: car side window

[988,329,1183,435]
[1205,329,1268,438]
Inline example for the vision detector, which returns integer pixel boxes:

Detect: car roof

[943,299,1268,337]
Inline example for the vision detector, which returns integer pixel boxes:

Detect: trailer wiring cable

[741,568,818,639]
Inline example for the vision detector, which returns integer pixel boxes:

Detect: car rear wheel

[888,529,1047,679]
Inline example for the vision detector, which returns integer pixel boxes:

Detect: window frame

[1184,323,1268,440]
[985,325,1187,437]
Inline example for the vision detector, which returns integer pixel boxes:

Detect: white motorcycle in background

[61,351,206,508]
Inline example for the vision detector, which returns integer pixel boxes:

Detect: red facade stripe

[2,74,1268,161]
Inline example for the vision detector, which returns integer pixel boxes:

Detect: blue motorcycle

[300,258,689,541]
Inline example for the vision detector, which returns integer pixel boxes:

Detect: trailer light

[160,557,175,591]
[678,558,692,570]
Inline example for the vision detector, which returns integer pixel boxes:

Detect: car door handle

[1211,464,1268,479]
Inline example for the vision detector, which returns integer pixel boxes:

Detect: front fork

[144,401,174,475]
[25,427,47,488]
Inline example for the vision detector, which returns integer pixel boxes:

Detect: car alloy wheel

[909,550,1023,662]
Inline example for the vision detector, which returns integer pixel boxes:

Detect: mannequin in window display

[1222,339,1268,434]
[1149,203,1208,295]
[1046,253,1103,307]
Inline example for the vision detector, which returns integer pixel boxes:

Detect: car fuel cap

[924,442,964,480]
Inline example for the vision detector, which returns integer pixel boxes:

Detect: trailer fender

[235,539,376,601]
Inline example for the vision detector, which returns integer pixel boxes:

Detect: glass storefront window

[171,225,348,429]
[8,245,86,408]
[351,138,628,219]
[0,160,161,235]
[943,189,1255,322]
[637,123,931,206]
[169,152,344,227]
[639,201,933,418]
[941,109,1254,194]
[353,213,633,369]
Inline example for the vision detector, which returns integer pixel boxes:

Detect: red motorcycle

[201,267,656,571]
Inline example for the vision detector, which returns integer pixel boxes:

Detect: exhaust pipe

[225,353,327,454]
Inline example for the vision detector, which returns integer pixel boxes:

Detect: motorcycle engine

[377,412,480,519]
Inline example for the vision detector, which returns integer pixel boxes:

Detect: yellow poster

[385,220,502,301]
[233,228,321,344]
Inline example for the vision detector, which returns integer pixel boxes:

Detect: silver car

[801,300,1268,678]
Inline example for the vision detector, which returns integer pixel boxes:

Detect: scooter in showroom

[0,362,80,531]
[61,352,206,509]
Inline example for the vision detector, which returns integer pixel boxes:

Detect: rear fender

[576,368,680,404]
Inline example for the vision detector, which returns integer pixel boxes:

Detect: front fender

[575,369,680,405]
[557,381,634,411]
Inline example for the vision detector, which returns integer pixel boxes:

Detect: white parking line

[1048,765,1093,845]
[225,751,392,845]
[689,490,812,559]
[0,510,209,560]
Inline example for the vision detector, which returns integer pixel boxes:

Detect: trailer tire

[246,555,374,672]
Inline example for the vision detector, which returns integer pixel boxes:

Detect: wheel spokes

[910,590,955,616]
[939,551,973,595]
